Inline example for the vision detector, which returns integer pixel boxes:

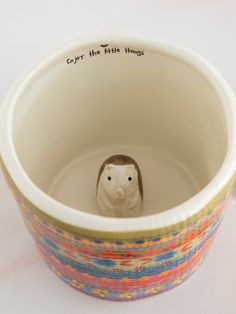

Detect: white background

[1,1,236,313]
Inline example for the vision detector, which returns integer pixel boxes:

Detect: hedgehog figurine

[96,154,143,218]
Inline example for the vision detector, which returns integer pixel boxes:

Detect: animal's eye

[128,177,132,181]
[107,176,112,181]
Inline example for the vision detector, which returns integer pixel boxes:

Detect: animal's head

[97,155,143,200]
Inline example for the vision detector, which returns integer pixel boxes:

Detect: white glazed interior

[11,41,228,215]
[1,37,236,231]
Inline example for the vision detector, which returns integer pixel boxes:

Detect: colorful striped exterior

[1,160,234,301]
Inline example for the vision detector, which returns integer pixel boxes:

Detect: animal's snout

[115,188,125,199]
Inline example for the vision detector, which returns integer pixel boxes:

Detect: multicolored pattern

[14,188,231,301]
[1,160,234,301]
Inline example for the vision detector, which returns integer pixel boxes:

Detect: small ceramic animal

[96,154,143,218]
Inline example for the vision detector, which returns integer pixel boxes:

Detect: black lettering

[125,47,144,56]
[89,49,100,57]
[67,58,73,64]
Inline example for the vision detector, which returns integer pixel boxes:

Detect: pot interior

[12,42,228,216]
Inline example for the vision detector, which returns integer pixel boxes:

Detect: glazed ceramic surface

[96,154,143,218]
[1,163,235,301]
[1,38,236,301]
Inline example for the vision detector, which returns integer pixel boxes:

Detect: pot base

[48,145,200,216]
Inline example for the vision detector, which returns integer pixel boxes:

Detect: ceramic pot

[1,37,236,301]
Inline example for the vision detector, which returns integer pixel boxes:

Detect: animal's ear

[106,164,113,170]
[124,164,135,169]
